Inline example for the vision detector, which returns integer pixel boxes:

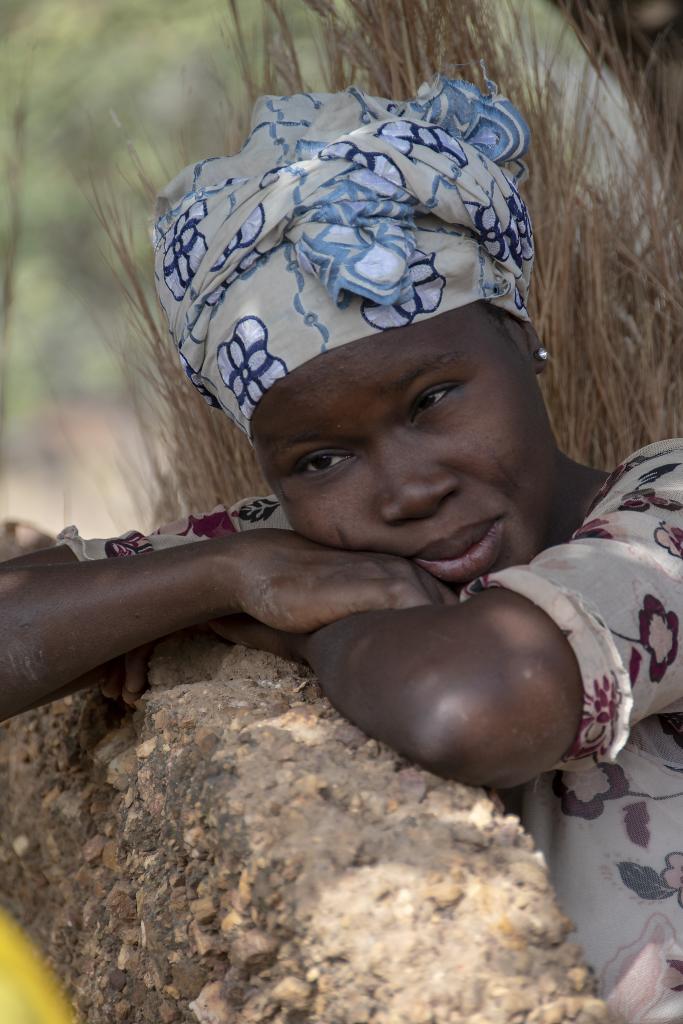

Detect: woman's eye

[297,452,347,474]
[414,387,452,416]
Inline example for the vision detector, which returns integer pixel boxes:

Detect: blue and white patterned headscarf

[154,74,533,436]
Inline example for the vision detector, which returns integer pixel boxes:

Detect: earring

[533,346,549,362]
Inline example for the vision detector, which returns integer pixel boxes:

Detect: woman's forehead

[252,304,499,442]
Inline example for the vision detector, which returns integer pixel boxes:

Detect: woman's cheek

[279,485,343,544]
[295,485,370,548]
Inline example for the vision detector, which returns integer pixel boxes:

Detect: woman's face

[252,302,559,586]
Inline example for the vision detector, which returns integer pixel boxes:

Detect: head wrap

[154,74,533,437]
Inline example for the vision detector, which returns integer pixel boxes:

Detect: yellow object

[0,909,74,1023]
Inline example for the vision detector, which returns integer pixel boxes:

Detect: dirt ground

[0,616,621,1023]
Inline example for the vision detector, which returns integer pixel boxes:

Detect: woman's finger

[209,615,308,662]
[122,643,155,705]
[412,568,461,606]
[100,658,126,699]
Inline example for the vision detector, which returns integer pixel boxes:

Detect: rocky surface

[0,627,620,1024]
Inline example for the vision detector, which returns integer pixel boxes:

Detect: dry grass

[0,89,27,479]
[103,0,683,522]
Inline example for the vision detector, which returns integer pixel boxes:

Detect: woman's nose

[377,454,458,523]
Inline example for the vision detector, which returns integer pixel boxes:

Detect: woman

[2,76,682,1018]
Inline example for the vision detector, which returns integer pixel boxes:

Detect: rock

[109,968,128,992]
[189,920,216,957]
[136,737,157,759]
[0,637,623,1023]
[189,980,233,1024]
[107,886,136,923]
[117,945,140,972]
[92,725,136,768]
[229,929,278,971]
[270,976,311,1009]
[101,839,120,872]
[159,1000,180,1024]
[189,896,215,925]
[106,748,138,792]
[11,834,30,857]
[83,834,107,863]
[171,961,208,1000]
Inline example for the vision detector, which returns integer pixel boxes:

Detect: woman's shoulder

[153,495,290,538]
[587,438,683,518]
[227,495,290,531]
[57,495,291,562]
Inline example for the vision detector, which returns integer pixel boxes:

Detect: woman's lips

[413,519,503,584]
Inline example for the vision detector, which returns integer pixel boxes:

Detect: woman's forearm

[0,538,244,720]
[305,590,584,787]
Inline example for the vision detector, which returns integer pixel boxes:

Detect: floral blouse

[58,438,683,1022]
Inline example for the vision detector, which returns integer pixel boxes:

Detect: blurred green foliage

[0,0,323,423]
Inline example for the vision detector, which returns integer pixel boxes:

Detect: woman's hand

[208,615,310,663]
[98,627,214,706]
[226,530,457,634]
[99,643,156,706]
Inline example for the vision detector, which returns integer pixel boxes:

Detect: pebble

[101,840,120,872]
[82,834,107,863]
[189,895,215,924]
[189,980,233,1024]
[136,738,157,760]
[229,929,277,970]
[108,968,127,993]
[270,976,311,1009]
[12,835,29,858]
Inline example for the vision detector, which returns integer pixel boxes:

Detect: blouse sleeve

[460,440,683,772]
[56,494,291,561]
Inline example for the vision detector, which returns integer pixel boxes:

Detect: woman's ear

[514,320,548,376]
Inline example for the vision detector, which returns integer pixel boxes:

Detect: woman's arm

[302,590,584,788]
[0,539,247,721]
[3,546,167,710]
[0,531,453,722]
[2,545,76,567]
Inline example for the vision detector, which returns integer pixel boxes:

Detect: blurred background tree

[0,0,322,533]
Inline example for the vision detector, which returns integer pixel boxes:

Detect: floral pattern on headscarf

[153,75,534,436]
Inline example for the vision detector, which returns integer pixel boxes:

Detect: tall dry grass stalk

[0,91,27,481]
[103,0,683,524]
